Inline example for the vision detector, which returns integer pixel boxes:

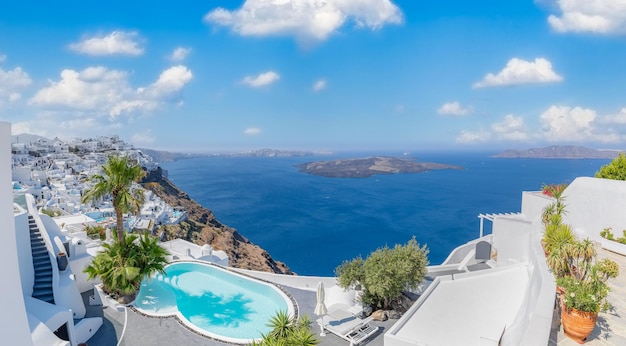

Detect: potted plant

[553,241,619,343]
[57,252,69,271]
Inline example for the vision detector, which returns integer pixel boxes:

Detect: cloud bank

[29,65,192,119]
[457,105,626,144]
[204,0,403,43]
[548,0,626,34]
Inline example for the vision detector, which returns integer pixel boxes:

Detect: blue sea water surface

[161,152,610,276]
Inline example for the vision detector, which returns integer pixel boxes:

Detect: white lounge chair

[318,309,379,345]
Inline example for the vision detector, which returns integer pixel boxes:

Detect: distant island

[296,156,463,178]
[493,145,623,159]
[140,148,330,163]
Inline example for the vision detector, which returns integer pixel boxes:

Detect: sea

[160,152,611,277]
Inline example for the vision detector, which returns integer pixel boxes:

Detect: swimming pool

[134,261,295,343]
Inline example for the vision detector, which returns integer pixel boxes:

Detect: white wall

[15,212,35,297]
[492,217,532,266]
[0,122,34,346]
[521,191,552,227]
[563,177,626,242]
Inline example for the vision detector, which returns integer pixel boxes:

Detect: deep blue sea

[161,152,610,276]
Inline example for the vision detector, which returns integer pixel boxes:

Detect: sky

[2,0,626,152]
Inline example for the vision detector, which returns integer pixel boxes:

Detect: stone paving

[85,244,626,346]
[549,246,626,346]
[85,286,392,346]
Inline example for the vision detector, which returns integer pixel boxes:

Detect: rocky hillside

[141,167,292,275]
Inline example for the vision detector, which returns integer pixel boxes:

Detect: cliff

[141,167,292,274]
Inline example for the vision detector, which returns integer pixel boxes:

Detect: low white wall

[564,177,626,241]
[74,317,103,344]
[69,254,98,293]
[55,272,87,319]
[500,227,555,345]
[601,238,626,256]
[227,268,337,291]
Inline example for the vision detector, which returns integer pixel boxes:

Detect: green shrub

[596,153,626,180]
[335,237,429,309]
[85,225,106,240]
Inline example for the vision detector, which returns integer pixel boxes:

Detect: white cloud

[312,79,327,91]
[30,67,130,111]
[11,122,33,136]
[457,104,626,145]
[69,31,144,56]
[601,107,626,124]
[29,65,192,120]
[456,114,528,143]
[204,0,403,43]
[437,101,472,116]
[244,127,262,135]
[141,65,193,100]
[0,54,6,63]
[242,71,280,87]
[456,129,490,143]
[0,65,32,103]
[539,105,597,141]
[547,0,626,34]
[132,130,155,144]
[473,58,563,88]
[169,47,191,61]
[8,93,21,102]
[491,114,529,141]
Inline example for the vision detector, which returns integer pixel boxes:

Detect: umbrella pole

[320,315,325,336]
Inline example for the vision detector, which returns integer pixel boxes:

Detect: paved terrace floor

[84,285,394,346]
[83,244,626,346]
[550,245,626,346]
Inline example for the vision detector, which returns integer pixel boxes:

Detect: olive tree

[335,237,429,310]
[596,153,626,180]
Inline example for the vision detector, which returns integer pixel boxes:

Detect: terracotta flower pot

[561,306,598,344]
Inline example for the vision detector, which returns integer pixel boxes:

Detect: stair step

[32,251,49,258]
[32,293,55,304]
[31,246,46,252]
[33,261,51,269]
[34,270,52,278]
[33,286,53,295]
[34,277,52,285]
[31,244,46,251]
[33,282,52,290]
[35,266,52,273]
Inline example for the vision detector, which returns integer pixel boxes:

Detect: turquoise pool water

[134,262,293,343]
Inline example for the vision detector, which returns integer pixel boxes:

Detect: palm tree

[251,311,319,346]
[82,155,145,243]
[84,232,168,302]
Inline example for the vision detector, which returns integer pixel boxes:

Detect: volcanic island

[296,156,463,178]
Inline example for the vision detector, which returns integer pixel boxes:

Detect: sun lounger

[318,309,379,345]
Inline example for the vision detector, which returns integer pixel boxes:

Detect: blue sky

[1,0,626,152]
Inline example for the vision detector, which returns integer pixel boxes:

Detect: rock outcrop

[142,167,292,275]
